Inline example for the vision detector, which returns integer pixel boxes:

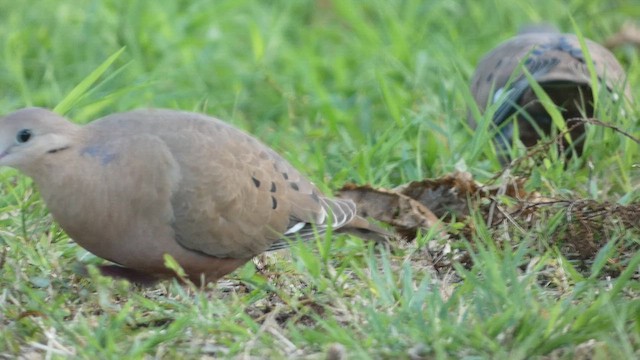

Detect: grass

[0,0,639,358]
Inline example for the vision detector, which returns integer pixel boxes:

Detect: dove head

[0,108,79,171]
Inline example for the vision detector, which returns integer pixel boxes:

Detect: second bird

[469,27,631,158]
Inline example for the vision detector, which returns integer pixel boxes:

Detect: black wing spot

[271,196,278,209]
[290,182,299,191]
[282,172,289,180]
[495,58,503,68]
[311,191,320,203]
[270,182,277,192]
[252,176,261,188]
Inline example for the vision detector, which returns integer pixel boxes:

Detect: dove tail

[337,215,392,244]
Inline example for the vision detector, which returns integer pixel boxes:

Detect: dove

[469,28,631,158]
[0,107,389,284]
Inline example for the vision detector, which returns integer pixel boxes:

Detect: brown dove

[469,28,631,157]
[0,108,389,284]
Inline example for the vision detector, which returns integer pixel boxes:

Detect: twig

[568,117,640,144]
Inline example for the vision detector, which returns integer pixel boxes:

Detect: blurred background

[0,0,637,187]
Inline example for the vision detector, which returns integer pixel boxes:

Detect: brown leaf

[338,184,443,239]
[394,171,479,219]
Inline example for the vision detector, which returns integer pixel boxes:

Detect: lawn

[0,0,638,358]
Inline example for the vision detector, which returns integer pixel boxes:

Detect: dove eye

[16,129,33,144]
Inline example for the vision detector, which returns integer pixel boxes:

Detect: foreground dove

[469,28,631,157]
[0,108,389,284]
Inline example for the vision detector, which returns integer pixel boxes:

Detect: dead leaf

[394,171,479,219]
[338,184,443,239]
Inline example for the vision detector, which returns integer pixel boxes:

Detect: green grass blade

[522,68,571,146]
[570,18,600,112]
[53,47,126,115]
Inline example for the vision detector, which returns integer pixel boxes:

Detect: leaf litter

[337,119,640,286]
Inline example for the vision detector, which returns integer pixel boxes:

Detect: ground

[0,0,638,359]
